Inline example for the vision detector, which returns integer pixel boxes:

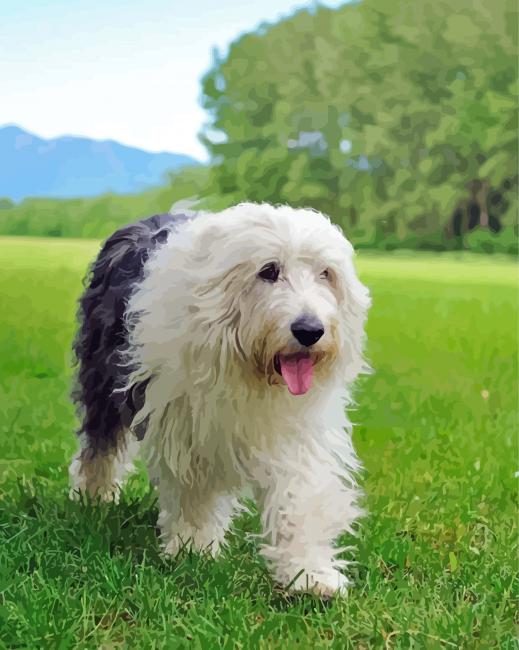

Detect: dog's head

[188,203,371,395]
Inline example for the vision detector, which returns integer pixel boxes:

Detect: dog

[69,202,371,596]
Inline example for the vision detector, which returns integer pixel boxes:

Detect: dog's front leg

[254,448,362,597]
[154,463,239,558]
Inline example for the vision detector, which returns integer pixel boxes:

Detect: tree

[200,0,517,250]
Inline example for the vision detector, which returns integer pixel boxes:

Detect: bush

[0,167,210,240]
[464,226,518,255]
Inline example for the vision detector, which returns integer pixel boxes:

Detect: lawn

[0,236,517,648]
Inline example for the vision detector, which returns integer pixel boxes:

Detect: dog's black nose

[290,315,325,347]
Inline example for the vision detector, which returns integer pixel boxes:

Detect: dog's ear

[344,255,371,315]
[194,261,250,329]
[333,243,372,381]
[325,226,371,316]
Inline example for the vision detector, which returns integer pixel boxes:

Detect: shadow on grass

[3,476,351,611]
[2,473,517,647]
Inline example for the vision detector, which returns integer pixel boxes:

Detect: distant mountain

[0,125,199,201]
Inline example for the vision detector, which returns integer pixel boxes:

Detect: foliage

[200,0,518,249]
[0,166,209,239]
[0,239,517,647]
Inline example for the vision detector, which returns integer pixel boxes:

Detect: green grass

[0,237,517,648]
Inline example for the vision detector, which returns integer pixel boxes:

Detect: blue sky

[0,0,344,160]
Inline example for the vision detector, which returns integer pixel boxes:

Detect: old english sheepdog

[69,203,371,596]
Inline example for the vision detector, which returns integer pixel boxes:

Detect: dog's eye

[320,269,330,280]
[258,263,280,282]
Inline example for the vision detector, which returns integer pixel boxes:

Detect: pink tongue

[279,355,314,395]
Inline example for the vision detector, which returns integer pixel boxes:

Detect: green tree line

[0,167,208,240]
[200,0,517,253]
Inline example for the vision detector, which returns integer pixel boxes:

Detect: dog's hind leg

[68,367,141,502]
[69,214,172,502]
[69,431,140,502]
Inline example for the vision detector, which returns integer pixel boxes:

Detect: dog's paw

[68,457,122,503]
[287,568,349,598]
[162,534,222,558]
[68,486,121,503]
[68,480,122,504]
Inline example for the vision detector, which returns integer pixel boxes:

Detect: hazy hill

[0,125,199,201]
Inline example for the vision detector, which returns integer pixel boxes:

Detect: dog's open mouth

[274,352,314,396]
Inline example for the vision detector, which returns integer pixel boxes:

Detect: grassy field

[0,236,517,648]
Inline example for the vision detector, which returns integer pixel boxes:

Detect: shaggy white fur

[70,202,371,596]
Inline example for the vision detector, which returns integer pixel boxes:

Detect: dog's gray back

[72,212,195,452]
